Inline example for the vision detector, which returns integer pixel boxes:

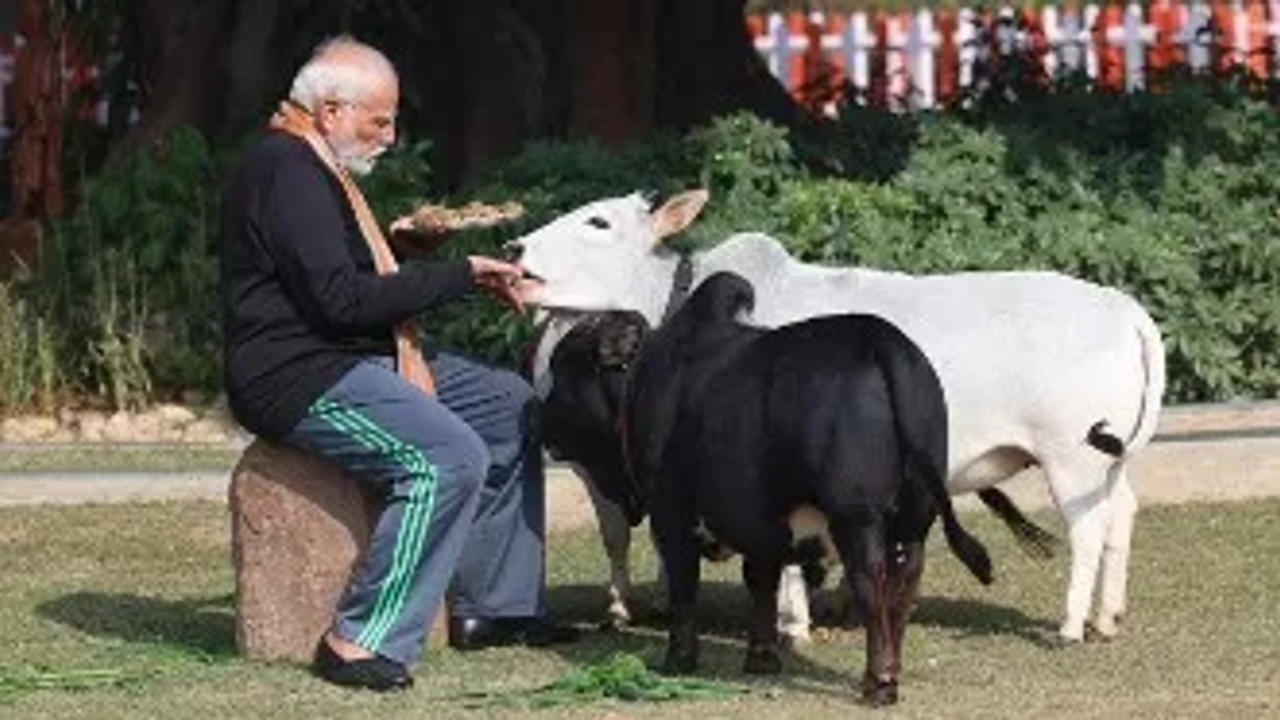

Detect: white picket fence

[3,2,1279,142]
[751,1,1280,112]
[0,35,125,151]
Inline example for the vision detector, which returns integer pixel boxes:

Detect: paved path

[0,471,233,509]
[2,403,1279,531]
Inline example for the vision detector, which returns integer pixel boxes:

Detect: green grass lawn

[0,445,241,474]
[0,499,1277,719]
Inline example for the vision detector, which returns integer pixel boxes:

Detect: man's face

[322,78,398,176]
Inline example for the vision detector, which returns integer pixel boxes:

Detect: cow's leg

[776,565,812,644]
[651,492,701,674]
[1095,464,1136,638]
[1047,460,1111,643]
[886,540,925,677]
[652,556,669,616]
[831,513,896,706]
[743,553,786,674]
[579,469,634,628]
[811,573,861,628]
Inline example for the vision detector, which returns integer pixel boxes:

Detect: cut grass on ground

[0,499,1277,719]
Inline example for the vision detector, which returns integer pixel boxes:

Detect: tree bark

[53,1,818,191]
[218,0,284,141]
[430,0,817,188]
[563,0,652,143]
[103,0,230,167]
[10,0,64,219]
[431,0,559,187]
[653,0,807,132]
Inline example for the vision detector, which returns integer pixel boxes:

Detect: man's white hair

[288,36,397,110]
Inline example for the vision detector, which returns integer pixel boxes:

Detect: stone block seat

[229,439,447,662]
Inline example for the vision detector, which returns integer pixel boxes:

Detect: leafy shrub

[756,87,1280,401]
[455,85,1278,402]
[416,88,1280,402]
[3,74,1277,413]
[410,137,697,368]
[1,126,219,411]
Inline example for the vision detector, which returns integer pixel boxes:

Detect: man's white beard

[330,137,384,177]
[338,149,378,177]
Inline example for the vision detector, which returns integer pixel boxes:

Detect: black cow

[544,271,996,705]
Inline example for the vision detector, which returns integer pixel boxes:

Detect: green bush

[2,75,1276,414]
[736,87,1280,402]
[459,87,1279,402]
[0,126,219,411]
[418,136,700,367]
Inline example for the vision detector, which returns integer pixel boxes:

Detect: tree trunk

[425,0,559,188]
[431,0,817,188]
[62,1,817,191]
[653,0,807,133]
[218,0,285,141]
[10,0,64,219]
[103,0,230,167]
[562,0,653,143]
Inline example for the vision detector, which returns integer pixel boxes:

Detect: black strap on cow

[659,252,695,324]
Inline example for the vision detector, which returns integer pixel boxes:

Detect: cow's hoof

[777,627,811,648]
[1054,632,1084,648]
[1084,620,1117,643]
[597,613,630,632]
[601,608,631,631]
[742,647,782,675]
[860,674,899,706]
[1091,612,1122,640]
[1057,622,1086,645]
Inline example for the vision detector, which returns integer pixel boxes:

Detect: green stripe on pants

[310,398,439,652]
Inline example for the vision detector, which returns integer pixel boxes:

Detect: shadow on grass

[911,595,1059,648]
[35,592,237,660]
[542,581,858,700]
[541,580,1062,700]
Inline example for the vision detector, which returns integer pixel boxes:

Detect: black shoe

[447,616,581,651]
[312,638,414,691]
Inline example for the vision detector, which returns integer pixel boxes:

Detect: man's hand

[468,255,530,313]
[390,214,448,236]
[389,215,415,235]
[390,215,452,257]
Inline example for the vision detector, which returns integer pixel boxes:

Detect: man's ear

[651,189,709,244]
[314,99,342,134]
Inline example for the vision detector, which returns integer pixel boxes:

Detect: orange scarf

[269,100,435,395]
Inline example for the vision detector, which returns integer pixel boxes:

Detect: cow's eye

[587,216,610,230]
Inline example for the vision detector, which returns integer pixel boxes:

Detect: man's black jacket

[218,132,473,438]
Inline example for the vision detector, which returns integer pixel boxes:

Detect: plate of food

[409,200,525,233]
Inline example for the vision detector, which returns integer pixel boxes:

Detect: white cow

[516,189,1166,642]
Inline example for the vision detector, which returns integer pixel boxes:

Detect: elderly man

[218,37,569,692]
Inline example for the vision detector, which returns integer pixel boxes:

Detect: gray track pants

[283,352,546,665]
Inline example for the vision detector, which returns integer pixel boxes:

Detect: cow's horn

[651,188,709,244]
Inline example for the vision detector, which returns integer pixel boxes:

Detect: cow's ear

[651,189,709,243]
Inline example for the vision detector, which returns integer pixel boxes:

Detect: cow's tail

[1084,301,1167,457]
[878,323,994,586]
[977,487,1059,560]
[1126,305,1166,451]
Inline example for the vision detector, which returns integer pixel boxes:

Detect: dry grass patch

[0,445,240,474]
[0,498,1277,718]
